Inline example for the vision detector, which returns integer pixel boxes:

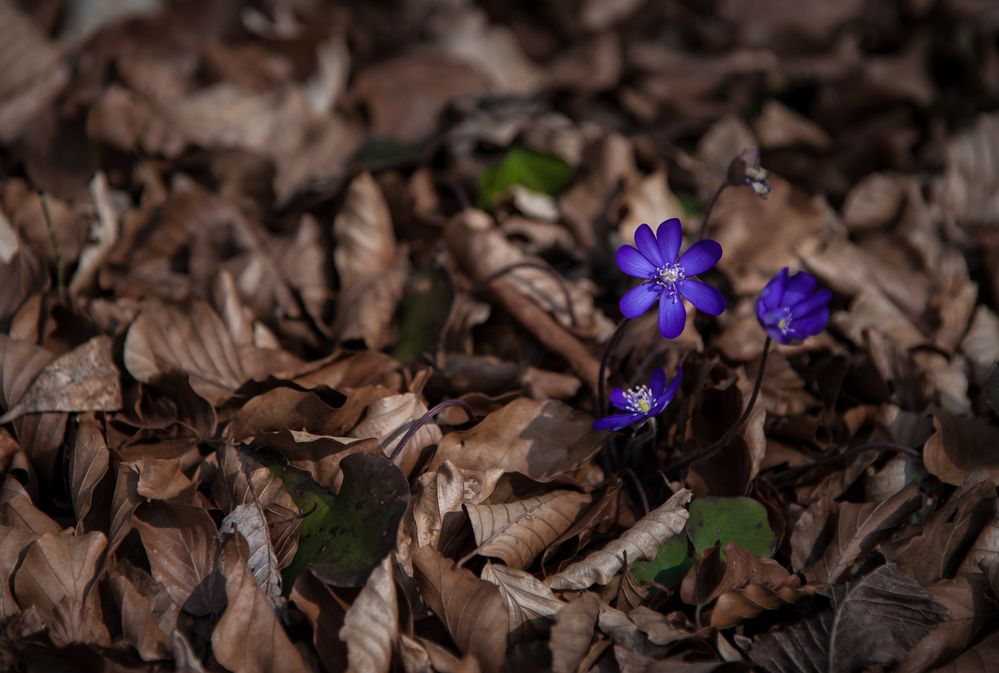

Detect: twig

[389,399,475,462]
[619,468,650,516]
[597,319,630,415]
[696,182,728,241]
[476,261,578,326]
[38,193,65,304]
[666,337,772,474]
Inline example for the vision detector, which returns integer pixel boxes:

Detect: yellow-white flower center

[623,385,654,413]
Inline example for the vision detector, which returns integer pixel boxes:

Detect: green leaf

[675,191,700,216]
[269,452,410,589]
[477,146,573,210]
[687,497,775,558]
[631,535,694,587]
[390,264,454,364]
[356,138,425,170]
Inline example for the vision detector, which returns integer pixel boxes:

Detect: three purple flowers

[595,217,832,432]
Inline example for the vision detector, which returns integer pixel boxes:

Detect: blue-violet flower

[755,268,831,344]
[593,367,682,431]
[617,219,726,338]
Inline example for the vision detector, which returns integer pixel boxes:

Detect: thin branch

[389,399,475,462]
[597,319,630,415]
[476,261,578,326]
[666,337,772,474]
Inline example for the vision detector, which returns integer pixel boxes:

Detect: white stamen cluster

[622,384,654,413]
[777,307,793,335]
[656,263,684,293]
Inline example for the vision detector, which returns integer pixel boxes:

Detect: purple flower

[594,367,682,431]
[617,219,726,338]
[755,268,831,344]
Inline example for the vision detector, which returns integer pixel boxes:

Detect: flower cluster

[595,208,831,433]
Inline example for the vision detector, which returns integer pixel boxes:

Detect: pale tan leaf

[211,537,311,673]
[339,554,398,673]
[0,475,60,534]
[0,336,121,423]
[413,545,508,673]
[545,489,692,591]
[350,392,441,475]
[549,591,600,673]
[0,525,38,619]
[466,490,591,569]
[13,531,110,647]
[220,503,283,609]
[481,563,564,640]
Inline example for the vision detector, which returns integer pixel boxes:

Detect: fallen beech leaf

[211,536,311,673]
[0,209,45,322]
[0,525,39,618]
[106,559,177,662]
[124,299,246,405]
[549,591,600,673]
[841,172,910,231]
[69,416,110,531]
[0,475,60,534]
[109,462,141,553]
[13,531,110,647]
[132,501,223,616]
[332,172,408,349]
[339,554,398,673]
[220,503,283,608]
[545,489,692,591]
[413,545,509,673]
[350,392,442,474]
[290,570,348,673]
[959,500,999,577]
[928,630,999,673]
[923,412,999,486]
[465,490,591,569]
[430,398,604,483]
[481,563,564,640]
[686,497,776,558]
[805,482,922,583]
[750,564,945,673]
[627,607,693,646]
[0,336,121,423]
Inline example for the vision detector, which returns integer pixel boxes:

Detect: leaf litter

[0,1,998,671]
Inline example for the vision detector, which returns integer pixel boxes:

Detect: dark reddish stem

[389,399,475,462]
[476,261,579,327]
[597,319,630,415]
[619,467,650,516]
[768,442,922,485]
[696,182,729,241]
[666,337,771,474]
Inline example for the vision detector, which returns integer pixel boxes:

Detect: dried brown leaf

[923,412,999,487]
[413,545,509,673]
[481,563,564,641]
[220,503,283,608]
[928,630,999,673]
[549,591,600,673]
[106,559,177,661]
[290,570,348,673]
[545,489,692,591]
[466,490,591,569]
[339,554,399,673]
[70,416,110,531]
[0,525,38,619]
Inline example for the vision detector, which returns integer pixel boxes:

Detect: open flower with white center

[755,267,831,344]
[593,367,682,431]
[616,219,726,339]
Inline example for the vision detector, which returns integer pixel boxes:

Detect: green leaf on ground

[631,535,694,587]
[477,146,573,210]
[687,496,775,558]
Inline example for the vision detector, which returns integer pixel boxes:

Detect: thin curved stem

[597,319,630,415]
[476,261,578,326]
[666,337,772,474]
[696,182,728,241]
[768,441,921,485]
[619,467,650,516]
[389,399,475,462]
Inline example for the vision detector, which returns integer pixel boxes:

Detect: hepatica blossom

[617,219,726,339]
[594,367,682,431]
[756,268,831,344]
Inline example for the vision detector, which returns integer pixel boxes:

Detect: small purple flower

[755,268,831,344]
[617,219,726,339]
[594,367,682,431]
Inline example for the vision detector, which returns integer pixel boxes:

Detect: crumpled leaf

[549,591,600,673]
[339,554,398,673]
[106,559,177,662]
[0,336,121,423]
[220,503,283,609]
[923,412,999,487]
[70,415,110,531]
[750,564,946,673]
[413,545,509,673]
[545,489,692,591]
[481,563,564,641]
[465,490,591,569]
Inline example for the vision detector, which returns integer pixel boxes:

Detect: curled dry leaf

[0,336,121,423]
[481,563,564,641]
[0,525,38,619]
[106,559,178,662]
[413,545,509,673]
[290,570,348,673]
[430,398,605,483]
[923,412,999,487]
[350,392,442,474]
[339,554,399,673]
[70,415,110,530]
[12,531,111,647]
[220,503,283,609]
[465,490,591,569]
[750,564,945,673]
[549,591,601,673]
[332,172,408,350]
[211,536,311,673]
[545,489,692,591]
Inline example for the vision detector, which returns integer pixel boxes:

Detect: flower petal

[649,367,667,396]
[634,223,665,266]
[609,388,630,411]
[616,245,657,279]
[756,267,789,315]
[620,282,661,318]
[791,308,829,337]
[648,394,671,417]
[656,218,683,264]
[781,272,817,307]
[593,412,642,432]
[658,296,686,338]
[677,239,722,275]
[679,279,726,315]
[789,288,832,317]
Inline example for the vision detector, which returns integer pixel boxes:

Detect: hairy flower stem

[597,319,630,414]
[389,399,475,462]
[39,193,65,304]
[619,467,650,515]
[666,337,772,474]
[476,261,578,326]
[696,182,728,241]
[769,442,921,485]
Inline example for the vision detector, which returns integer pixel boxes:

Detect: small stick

[389,399,475,462]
